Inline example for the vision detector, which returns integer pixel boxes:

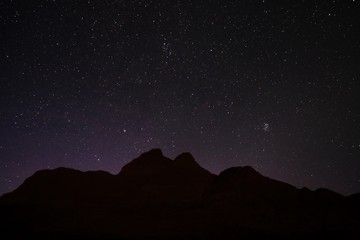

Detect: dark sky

[1,0,360,196]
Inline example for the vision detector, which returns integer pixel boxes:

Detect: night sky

[1,0,360,196]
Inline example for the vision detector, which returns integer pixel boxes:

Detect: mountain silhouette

[0,149,359,239]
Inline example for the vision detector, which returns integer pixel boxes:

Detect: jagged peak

[119,149,171,175]
[175,152,195,160]
[119,150,213,177]
[130,148,169,165]
[174,152,199,165]
[219,166,261,179]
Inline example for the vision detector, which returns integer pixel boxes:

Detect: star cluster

[1,0,360,195]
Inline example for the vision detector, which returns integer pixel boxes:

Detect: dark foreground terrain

[1,149,359,239]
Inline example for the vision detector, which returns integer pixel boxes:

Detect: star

[263,123,270,132]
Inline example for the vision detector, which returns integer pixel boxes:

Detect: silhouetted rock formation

[0,149,359,239]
